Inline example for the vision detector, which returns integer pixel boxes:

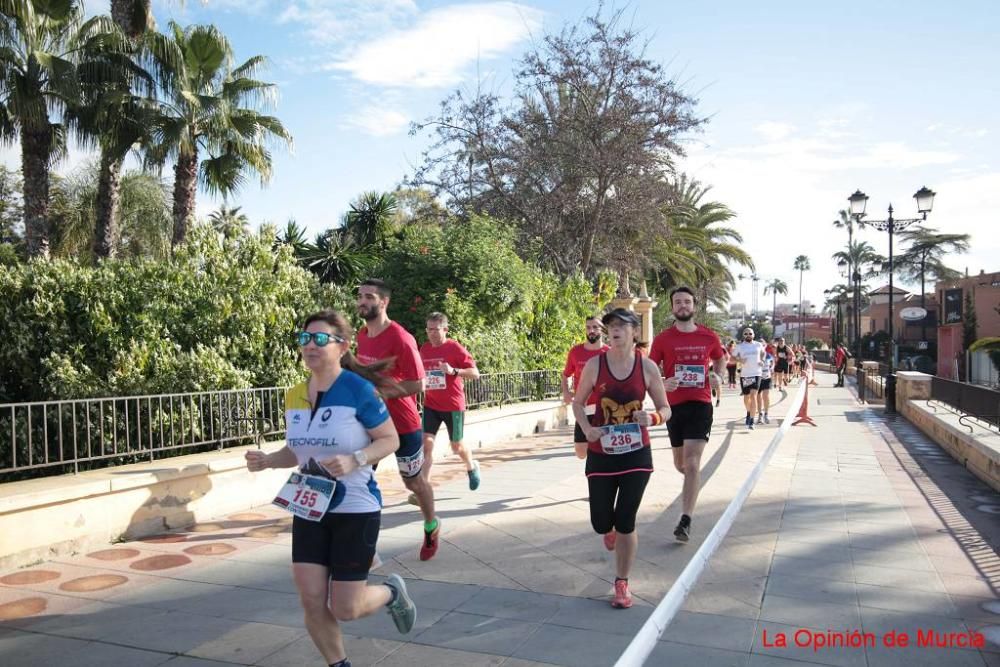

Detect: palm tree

[895,225,970,343]
[660,177,753,313]
[763,278,788,328]
[0,0,88,258]
[208,203,249,239]
[793,255,810,344]
[343,191,398,249]
[274,218,310,259]
[72,21,173,258]
[302,229,373,285]
[149,22,291,247]
[110,0,150,39]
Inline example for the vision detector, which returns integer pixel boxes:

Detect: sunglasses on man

[295,331,346,347]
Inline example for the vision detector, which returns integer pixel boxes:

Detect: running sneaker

[385,573,417,634]
[603,530,617,551]
[749,421,755,430]
[419,519,441,561]
[673,516,690,542]
[611,578,633,609]
[468,461,481,491]
[763,413,770,425]
[756,415,763,425]
[407,492,419,506]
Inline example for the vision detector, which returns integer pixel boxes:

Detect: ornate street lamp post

[848,187,936,414]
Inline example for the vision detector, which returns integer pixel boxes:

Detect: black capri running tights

[727,366,737,384]
[587,471,651,535]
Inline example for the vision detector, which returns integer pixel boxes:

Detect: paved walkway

[1,373,998,666]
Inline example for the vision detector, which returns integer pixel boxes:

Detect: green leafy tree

[148,22,291,246]
[895,225,970,342]
[962,291,978,350]
[0,165,23,252]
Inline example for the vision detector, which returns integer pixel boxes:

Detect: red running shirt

[587,351,651,454]
[649,325,726,406]
[563,344,609,405]
[419,339,476,412]
[356,321,425,434]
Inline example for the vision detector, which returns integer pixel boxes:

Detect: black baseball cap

[602,308,640,326]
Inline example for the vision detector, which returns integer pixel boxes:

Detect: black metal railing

[929,377,1000,432]
[857,367,885,402]
[1,370,562,480]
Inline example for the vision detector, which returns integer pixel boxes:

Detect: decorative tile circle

[139,534,187,544]
[0,597,47,620]
[245,526,283,538]
[59,575,129,592]
[184,543,236,556]
[87,548,141,561]
[190,523,223,533]
[129,554,192,571]
[0,570,61,586]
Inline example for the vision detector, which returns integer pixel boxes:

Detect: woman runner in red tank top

[571,308,671,609]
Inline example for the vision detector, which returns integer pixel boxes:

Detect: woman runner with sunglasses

[245,310,416,667]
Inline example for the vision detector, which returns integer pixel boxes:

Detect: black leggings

[727,366,737,384]
[587,472,651,535]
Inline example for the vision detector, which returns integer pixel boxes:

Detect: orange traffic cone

[792,381,817,427]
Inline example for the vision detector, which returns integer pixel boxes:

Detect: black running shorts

[292,511,380,581]
[666,401,713,447]
[740,376,761,395]
[759,378,772,391]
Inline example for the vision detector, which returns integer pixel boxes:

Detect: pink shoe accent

[611,579,632,609]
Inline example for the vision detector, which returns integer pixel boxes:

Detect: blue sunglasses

[295,331,345,347]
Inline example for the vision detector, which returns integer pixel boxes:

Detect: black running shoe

[673,516,691,543]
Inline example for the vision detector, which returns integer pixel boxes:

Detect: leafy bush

[372,215,616,372]
[0,224,331,401]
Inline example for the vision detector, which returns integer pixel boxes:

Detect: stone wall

[0,400,569,569]
[896,372,1000,493]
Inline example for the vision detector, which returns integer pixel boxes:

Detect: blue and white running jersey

[761,353,774,380]
[284,371,390,513]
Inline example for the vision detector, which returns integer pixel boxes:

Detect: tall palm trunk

[171,150,198,247]
[21,126,53,259]
[94,149,124,258]
[110,0,150,39]
[797,269,804,344]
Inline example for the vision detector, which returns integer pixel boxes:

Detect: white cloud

[341,107,410,137]
[278,0,418,44]
[328,2,543,88]
[753,122,795,142]
[682,116,992,312]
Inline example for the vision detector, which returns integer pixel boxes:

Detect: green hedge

[1,217,615,402]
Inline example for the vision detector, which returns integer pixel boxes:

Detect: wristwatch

[353,450,368,467]
[451,367,459,376]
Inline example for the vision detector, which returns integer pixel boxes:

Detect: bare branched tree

[409,4,704,278]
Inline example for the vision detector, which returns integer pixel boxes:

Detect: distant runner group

[244,279,815,666]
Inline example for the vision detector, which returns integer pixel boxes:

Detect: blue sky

[9,0,1000,312]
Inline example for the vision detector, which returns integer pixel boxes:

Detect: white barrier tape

[614,379,809,667]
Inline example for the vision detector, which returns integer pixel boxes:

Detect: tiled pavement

[1,373,998,666]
